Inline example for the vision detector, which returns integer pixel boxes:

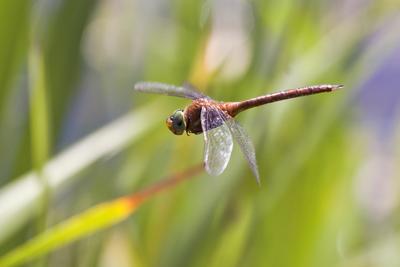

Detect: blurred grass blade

[0,0,29,102]
[0,0,30,182]
[44,0,97,136]
[0,164,203,267]
[29,45,51,240]
[29,46,50,170]
[0,198,135,267]
[0,102,163,243]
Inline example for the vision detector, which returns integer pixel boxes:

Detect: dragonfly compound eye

[166,109,186,135]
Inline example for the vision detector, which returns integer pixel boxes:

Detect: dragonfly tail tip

[333,84,344,90]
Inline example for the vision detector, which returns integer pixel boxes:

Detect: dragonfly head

[166,109,186,135]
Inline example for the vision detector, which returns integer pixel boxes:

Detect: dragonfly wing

[182,82,211,99]
[225,119,260,184]
[134,81,207,100]
[201,106,233,176]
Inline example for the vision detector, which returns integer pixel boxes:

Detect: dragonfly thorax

[166,109,186,135]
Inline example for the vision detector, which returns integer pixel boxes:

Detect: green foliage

[0,1,399,267]
[0,199,133,267]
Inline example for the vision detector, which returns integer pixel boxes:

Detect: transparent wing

[225,119,260,184]
[201,106,233,176]
[134,81,207,100]
[182,82,212,99]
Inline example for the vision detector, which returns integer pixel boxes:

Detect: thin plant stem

[124,163,205,207]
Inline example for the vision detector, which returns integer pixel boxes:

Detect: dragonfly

[134,82,343,183]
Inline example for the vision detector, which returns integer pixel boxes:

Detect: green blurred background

[0,0,400,266]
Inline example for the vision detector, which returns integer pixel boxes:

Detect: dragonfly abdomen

[231,84,343,114]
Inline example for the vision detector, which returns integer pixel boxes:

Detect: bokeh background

[0,0,399,266]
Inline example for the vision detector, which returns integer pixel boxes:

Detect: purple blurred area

[358,43,400,138]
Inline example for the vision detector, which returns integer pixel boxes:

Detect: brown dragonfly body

[184,84,342,134]
[134,81,343,182]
